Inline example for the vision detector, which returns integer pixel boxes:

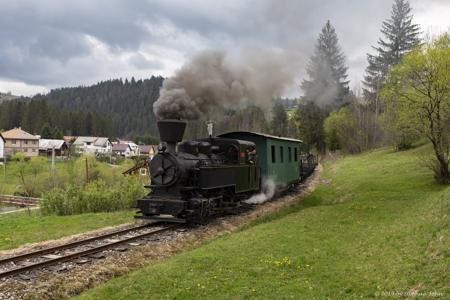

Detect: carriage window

[280,146,284,163]
[288,147,292,162]
[294,147,298,161]
[271,145,276,163]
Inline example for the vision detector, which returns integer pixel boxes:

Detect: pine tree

[294,100,327,152]
[363,0,420,105]
[52,127,64,139]
[271,100,288,136]
[40,123,53,138]
[301,20,349,109]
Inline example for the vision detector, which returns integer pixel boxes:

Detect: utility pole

[85,158,89,185]
[51,146,55,178]
[3,154,6,184]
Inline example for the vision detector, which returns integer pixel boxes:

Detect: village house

[73,136,112,155]
[138,145,157,159]
[0,134,5,161]
[1,127,40,157]
[117,139,140,156]
[63,136,77,146]
[112,143,133,157]
[39,139,69,157]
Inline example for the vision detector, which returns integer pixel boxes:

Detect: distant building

[0,134,5,160]
[39,139,69,157]
[112,143,133,157]
[73,136,112,155]
[1,127,39,157]
[138,145,157,159]
[63,136,77,145]
[117,139,140,156]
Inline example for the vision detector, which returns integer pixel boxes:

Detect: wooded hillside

[32,76,164,138]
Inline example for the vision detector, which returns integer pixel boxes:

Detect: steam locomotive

[135,119,316,223]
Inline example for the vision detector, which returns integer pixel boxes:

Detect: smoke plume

[244,179,276,204]
[153,49,302,120]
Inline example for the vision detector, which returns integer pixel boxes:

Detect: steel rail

[0,223,155,265]
[0,223,179,278]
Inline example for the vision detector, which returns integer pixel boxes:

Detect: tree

[324,107,363,153]
[40,123,53,139]
[382,34,450,183]
[85,112,93,135]
[301,20,350,109]
[363,0,420,107]
[52,127,64,139]
[271,100,288,136]
[294,100,326,152]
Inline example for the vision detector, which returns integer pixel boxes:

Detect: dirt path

[0,165,323,300]
[0,206,39,216]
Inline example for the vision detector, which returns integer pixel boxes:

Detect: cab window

[271,145,276,163]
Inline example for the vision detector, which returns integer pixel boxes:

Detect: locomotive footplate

[136,197,186,218]
[135,215,187,223]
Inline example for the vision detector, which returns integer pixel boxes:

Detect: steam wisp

[153,49,300,120]
[244,179,276,204]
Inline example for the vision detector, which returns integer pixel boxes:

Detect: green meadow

[0,210,135,250]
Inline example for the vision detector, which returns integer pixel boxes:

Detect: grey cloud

[0,0,446,95]
[128,53,163,69]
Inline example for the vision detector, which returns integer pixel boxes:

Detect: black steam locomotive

[135,119,316,223]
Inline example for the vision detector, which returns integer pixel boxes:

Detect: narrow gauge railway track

[0,222,180,279]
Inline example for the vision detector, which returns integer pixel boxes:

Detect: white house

[0,134,5,160]
[117,139,140,156]
[73,136,112,155]
[112,143,133,157]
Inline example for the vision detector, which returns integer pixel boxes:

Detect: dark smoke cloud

[153,49,303,119]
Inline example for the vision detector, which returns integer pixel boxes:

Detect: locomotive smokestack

[157,119,187,153]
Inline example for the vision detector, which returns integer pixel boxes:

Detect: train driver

[247,146,257,164]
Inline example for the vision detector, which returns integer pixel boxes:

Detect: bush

[41,177,147,215]
[10,152,27,162]
[324,107,363,154]
[96,153,125,165]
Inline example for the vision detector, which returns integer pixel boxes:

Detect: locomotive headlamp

[158,144,167,153]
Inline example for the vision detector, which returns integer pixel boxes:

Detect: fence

[0,194,40,207]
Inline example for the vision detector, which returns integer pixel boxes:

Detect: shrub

[41,177,147,215]
[324,107,363,154]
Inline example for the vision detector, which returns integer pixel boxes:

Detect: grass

[77,145,449,299]
[0,209,135,250]
[0,157,135,196]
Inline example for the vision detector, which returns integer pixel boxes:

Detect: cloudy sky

[0,0,448,97]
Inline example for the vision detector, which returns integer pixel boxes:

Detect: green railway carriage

[218,131,303,187]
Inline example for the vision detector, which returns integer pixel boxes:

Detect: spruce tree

[40,123,53,139]
[363,0,420,105]
[301,20,349,109]
[271,100,288,136]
